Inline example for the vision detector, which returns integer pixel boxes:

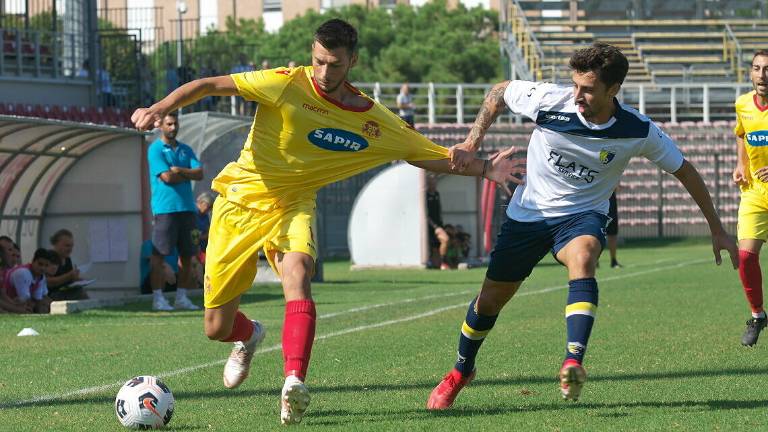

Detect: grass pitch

[2,239,767,431]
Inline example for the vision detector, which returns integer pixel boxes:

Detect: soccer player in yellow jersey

[131,19,524,425]
[733,50,768,346]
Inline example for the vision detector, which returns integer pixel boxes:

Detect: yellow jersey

[211,66,449,210]
[735,90,768,194]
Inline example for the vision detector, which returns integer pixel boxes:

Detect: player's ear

[607,83,620,98]
[349,51,358,68]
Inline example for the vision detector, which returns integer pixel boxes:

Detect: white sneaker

[174,295,200,310]
[223,320,266,389]
[152,296,174,311]
[281,375,310,425]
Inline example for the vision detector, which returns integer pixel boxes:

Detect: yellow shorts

[203,196,317,308]
[738,188,768,241]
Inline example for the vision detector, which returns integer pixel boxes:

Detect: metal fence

[177,81,753,126]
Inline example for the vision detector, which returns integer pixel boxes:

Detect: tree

[174,1,502,85]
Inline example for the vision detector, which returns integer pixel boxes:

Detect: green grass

[2,238,767,431]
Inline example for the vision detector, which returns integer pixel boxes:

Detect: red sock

[563,358,581,368]
[222,311,255,342]
[739,250,764,314]
[282,300,316,380]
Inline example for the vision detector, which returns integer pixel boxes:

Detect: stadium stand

[0,102,133,127]
[501,0,768,85]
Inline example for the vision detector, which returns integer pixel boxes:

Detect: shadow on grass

[619,237,711,250]
[320,279,479,286]
[91,292,285,313]
[306,398,768,425]
[8,366,768,410]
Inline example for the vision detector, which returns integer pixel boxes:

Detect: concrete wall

[41,135,144,295]
[0,77,92,106]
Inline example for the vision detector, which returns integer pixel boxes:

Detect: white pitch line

[0,257,710,409]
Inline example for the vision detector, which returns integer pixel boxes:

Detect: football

[114,376,175,429]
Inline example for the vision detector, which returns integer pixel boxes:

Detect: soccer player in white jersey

[426,42,739,409]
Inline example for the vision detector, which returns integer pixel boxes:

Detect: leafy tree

[172,1,502,85]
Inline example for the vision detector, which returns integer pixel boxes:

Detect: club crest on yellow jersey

[362,120,382,139]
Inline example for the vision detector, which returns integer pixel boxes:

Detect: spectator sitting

[47,229,89,301]
[140,239,178,296]
[192,192,214,289]
[194,192,214,259]
[0,236,13,270]
[454,224,471,259]
[0,240,28,313]
[9,242,21,266]
[3,248,58,314]
[442,224,464,270]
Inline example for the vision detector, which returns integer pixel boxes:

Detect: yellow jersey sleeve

[735,96,746,138]
[230,67,296,106]
[400,126,450,161]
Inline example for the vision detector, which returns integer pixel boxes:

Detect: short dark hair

[569,42,629,87]
[33,248,58,264]
[50,228,73,245]
[753,50,768,64]
[314,19,358,54]
[0,235,12,244]
[165,111,178,119]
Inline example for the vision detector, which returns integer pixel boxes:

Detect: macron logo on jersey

[308,128,369,152]
[545,113,571,122]
[746,130,768,147]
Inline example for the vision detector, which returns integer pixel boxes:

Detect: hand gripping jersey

[212,66,448,210]
[503,80,685,222]
[734,90,768,195]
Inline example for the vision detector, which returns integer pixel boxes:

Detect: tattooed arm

[449,80,511,172]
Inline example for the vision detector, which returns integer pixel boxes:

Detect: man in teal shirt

[147,112,202,311]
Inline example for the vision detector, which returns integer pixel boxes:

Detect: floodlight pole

[176,1,187,114]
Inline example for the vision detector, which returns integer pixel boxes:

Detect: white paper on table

[69,279,96,288]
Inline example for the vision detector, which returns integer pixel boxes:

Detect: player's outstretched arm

[450,80,511,172]
[673,159,739,269]
[131,75,239,131]
[409,147,525,195]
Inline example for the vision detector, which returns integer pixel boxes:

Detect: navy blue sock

[455,297,498,376]
[564,278,599,364]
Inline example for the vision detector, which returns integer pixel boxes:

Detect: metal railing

[185,81,756,125]
[724,23,744,82]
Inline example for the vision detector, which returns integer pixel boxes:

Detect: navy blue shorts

[152,211,197,257]
[486,211,609,283]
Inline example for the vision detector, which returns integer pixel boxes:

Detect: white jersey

[503,80,684,222]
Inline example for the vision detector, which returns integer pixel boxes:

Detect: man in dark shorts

[427,175,450,269]
[147,112,202,311]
